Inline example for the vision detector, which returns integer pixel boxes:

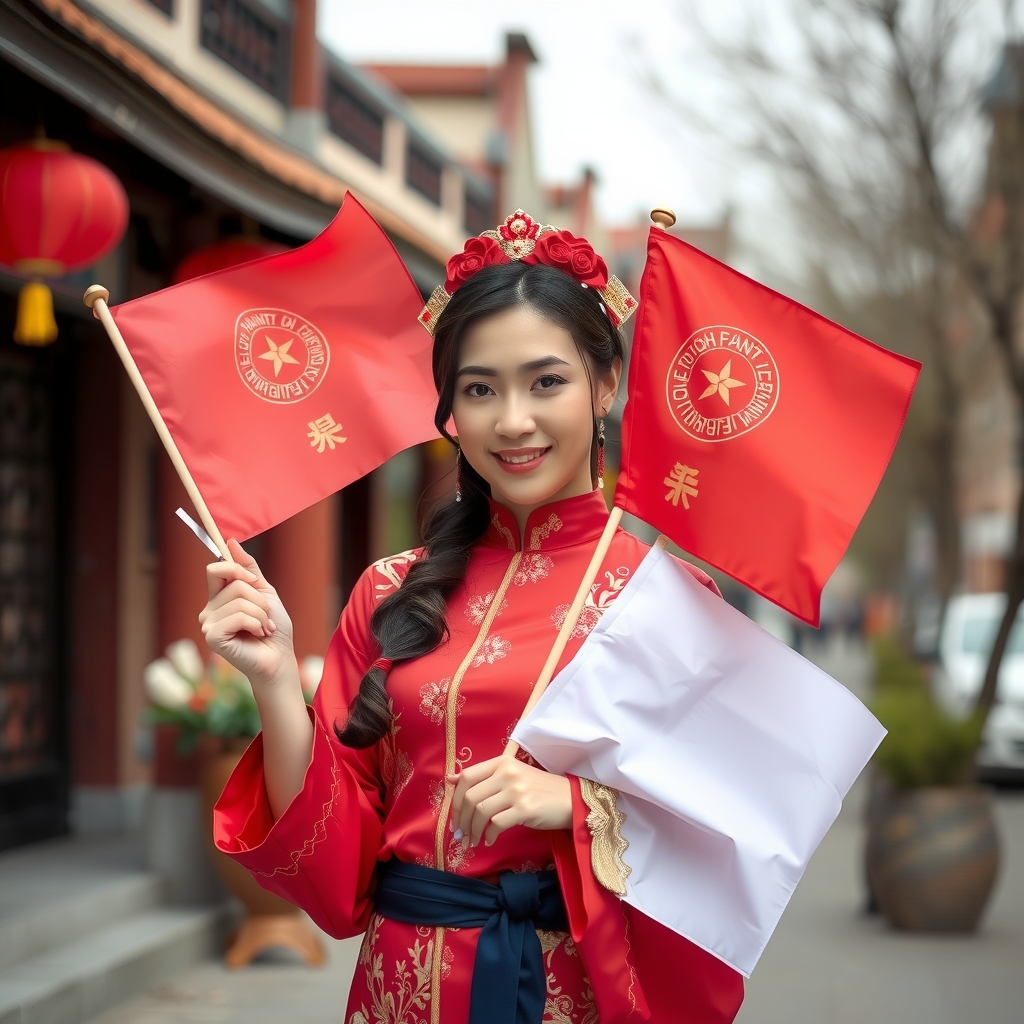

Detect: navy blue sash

[374,859,568,1024]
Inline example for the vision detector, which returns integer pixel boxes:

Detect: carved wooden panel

[0,351,55,783]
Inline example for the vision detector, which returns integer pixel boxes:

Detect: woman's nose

[495,396,536,439]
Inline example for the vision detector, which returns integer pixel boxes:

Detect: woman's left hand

[448,756,572,849]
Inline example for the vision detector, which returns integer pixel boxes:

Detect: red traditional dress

[214,489,744,1023]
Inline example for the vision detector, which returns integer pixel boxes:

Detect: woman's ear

[595,358,623,417]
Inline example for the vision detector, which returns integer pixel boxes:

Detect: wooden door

[0,338,70,851]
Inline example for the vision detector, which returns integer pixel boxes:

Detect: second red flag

[615,229,920,625]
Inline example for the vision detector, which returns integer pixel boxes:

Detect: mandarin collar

[482,489,611,552]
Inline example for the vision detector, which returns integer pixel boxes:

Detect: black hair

[336,261,624,747]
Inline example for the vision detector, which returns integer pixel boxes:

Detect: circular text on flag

[234,308,330,404]
[665,326,779,442]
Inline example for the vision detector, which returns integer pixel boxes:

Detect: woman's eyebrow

[519,356,571,372]
[456,356,571,378]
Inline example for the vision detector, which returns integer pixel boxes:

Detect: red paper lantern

[173,237,288,284]
[0,139,129,346]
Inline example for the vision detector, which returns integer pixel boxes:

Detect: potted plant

[145,641,326,965]
[865,635,998,932]
[145,640,263,765]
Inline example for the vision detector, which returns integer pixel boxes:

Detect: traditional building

[0,0,496,851]
[365,34,602,236]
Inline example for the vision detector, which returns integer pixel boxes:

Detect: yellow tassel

[14,280,59,347]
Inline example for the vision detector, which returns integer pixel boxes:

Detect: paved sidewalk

[736,786,1024,1024]
[88,930,361,1024]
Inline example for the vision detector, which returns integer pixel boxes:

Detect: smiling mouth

[493,447,550,465]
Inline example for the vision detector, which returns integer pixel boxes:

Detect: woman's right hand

[199,538,295,689]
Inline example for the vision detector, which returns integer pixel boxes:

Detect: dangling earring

[597,418,606,490]
[455,447,462,502]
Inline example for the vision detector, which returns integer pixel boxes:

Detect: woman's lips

[491,447,551,474]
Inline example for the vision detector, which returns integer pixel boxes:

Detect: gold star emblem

[698,359,746,405]
[258,335,300,377]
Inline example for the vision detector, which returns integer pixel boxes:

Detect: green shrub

[869,634,981,787]
[873,633,927,694]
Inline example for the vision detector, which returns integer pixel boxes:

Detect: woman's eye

[465,383,494,398]
[534,374,567,391]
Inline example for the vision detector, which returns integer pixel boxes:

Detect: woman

[207,212,744,1024]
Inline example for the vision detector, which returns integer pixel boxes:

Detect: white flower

[144,658,193,708]
[300,655,324,696]
[165,639,205,684]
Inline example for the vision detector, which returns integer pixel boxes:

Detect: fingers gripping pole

[83,285,233,563]
[503,505,623,758]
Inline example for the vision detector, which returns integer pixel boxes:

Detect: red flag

[111,194,436,541]
[616,229,920,625]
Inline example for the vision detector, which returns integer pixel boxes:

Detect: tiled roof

[364,64,497,97]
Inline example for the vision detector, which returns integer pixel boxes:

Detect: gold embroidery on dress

[512,552,554,585]
[550,566,631,639]
[380,702,413,800]
[372,550,420,599]
[529,513,563,551]
[491,514,517,551]
[429,926,445,1024]
[465,590,507,624]
[471,634,511,667]
[620,903,639,1016]
[254,730,343,878]
[418,678,463,724]
[580,778,632,897]
[349,914,432,1024]
[537,931,598,1024]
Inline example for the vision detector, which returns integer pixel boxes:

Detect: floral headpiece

[418,210,637,335]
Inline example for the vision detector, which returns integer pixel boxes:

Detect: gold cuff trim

[579,778,631,897]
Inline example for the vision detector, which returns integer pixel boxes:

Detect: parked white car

[934,593,1024,775]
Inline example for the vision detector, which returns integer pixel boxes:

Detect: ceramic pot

[147,725,226,904]
[154,724,221,787]
[866,785,999,932]
[200,740,297,916]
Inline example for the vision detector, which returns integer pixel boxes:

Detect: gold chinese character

[307,414,346,453]
[664,463,699,508]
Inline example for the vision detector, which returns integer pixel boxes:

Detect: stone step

[0,835,160,972]
[0,905,228,1024]
[0,874,163,973]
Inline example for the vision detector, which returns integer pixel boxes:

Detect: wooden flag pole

[83,284,233,562]
[502,206,677,758]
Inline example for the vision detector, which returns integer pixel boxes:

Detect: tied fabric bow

[374,859,568,1024]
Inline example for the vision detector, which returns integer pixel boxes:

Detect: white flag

[512,542,884,977]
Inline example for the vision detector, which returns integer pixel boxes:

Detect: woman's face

[451,305,620,522]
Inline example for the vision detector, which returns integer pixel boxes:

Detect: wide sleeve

[553,776,744,1024]
[212,565,388,939]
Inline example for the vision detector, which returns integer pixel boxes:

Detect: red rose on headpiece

[444,236,507,293]
[530,231,609,289]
